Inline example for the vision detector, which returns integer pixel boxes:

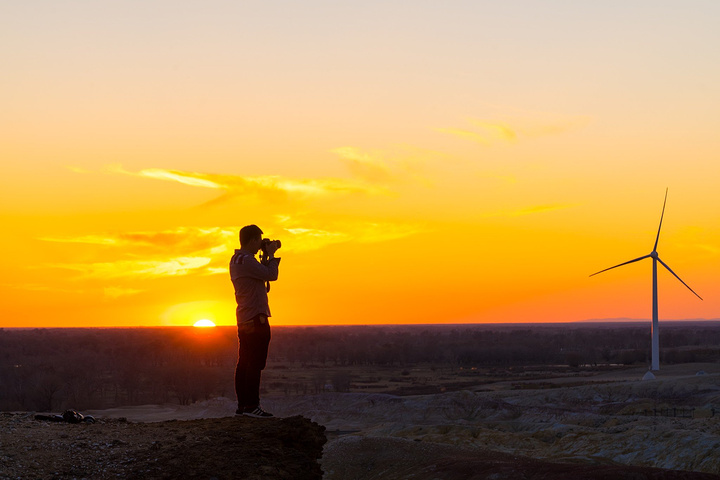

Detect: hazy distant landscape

[3,322,720,413]
[4,323,720,478]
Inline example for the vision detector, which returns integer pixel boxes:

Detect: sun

[193,319,216,328]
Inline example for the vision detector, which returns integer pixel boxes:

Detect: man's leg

[235,329,251,412]
[236,317,271,412]
[237,317,272,417]
[245,318,271,409]
[235,345,246,411]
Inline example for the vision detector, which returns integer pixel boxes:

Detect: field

[3,323,720,478]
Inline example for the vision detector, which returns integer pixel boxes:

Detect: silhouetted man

[230,224,280,418]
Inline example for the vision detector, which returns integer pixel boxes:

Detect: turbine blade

[589,255,652,277]
[653,188,669,251]
[657,257,703,300]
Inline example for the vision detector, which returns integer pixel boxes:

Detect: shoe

[243,406,274,418]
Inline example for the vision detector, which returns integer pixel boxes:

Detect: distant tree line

[269,323,720,368]
[0,328,237,412]
[1,323,719,412]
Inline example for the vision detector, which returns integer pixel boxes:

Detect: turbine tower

[590,189,702,374]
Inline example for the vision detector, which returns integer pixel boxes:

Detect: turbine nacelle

[650,251,658,259]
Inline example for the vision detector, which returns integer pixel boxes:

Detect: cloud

[41,227,236,252]
[277,218,427,252]
[283,227,352,252]
[2,283,82,294]
[352,222,428,243]
[481,203,577,218]
[51,256,212,279]
[133,169,223,189]
[516,116,591,138]
[332,145,436,188]
[435,127,492,145]
[436,121,518,145]
[673,227,720,258]
[204,267,230,275]
[64,165,91,174]
[46,223,425,278]
[40,218,425,283]
[508,204,575,216]
[469,121,518,141]
[41,227,238,281]
[104,287,143,298]
[40,235,121,245]
[437,119,518,145]
[692,244,719,256]
[108,165,392,205]
[332,147,394,182]
[437,114,591,145]
[42,227,232,279]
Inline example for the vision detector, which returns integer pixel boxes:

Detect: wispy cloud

[332,147,395,182]
[674,227,720,257]
[437,114,590,145]
[283,227,352,251]
[508,204,575,216]
[133,168,223,189]
[277,216,427,252]
[332,145,435,187]
[104,287,143,298]
[51,256,212,279]
[2,283,83,294]
[42,227,234,279]
[692,244,720,256]
[469,121,518,142]
[65,165,91,174]
[41,227,235,252]
[436,122,516,145]
[40,220,426,281]
[107,165,392,205]
[482,203,578,218]
[40,235,122,245]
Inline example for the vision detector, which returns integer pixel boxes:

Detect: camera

[260,238,281,254]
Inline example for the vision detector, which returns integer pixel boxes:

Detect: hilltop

[0,413,325,480]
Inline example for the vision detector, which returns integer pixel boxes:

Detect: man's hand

[264,239,280,256]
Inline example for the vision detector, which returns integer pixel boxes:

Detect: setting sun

[193,319,216,328]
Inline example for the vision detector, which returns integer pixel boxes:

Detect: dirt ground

[4,411,717,480]
[5,363,720,479]
[322,436,720,480]
[0,413,325,480]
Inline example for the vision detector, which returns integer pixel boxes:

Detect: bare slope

[0,413,326,480]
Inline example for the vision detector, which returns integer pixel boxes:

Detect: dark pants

[235,315,271,410]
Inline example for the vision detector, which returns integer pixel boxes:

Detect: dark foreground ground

[324,436,720,480]
[3,411,720,480]
[0,413,326,479]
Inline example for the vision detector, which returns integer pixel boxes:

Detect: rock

[0,414,326,480]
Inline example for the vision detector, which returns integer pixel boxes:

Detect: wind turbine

[590,189,702,375]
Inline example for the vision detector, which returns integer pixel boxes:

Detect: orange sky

[2,2,720,327]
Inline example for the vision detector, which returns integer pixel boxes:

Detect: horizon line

[5,318,720,329]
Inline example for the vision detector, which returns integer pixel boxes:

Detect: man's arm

[234,255,280,282]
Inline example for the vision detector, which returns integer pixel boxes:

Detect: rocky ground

[277,363,720,478]
[4,363,720,479]
[0,413,325,480]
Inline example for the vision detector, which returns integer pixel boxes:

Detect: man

[230,224,280,418]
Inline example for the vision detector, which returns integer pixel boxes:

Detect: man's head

[239,224,263,253]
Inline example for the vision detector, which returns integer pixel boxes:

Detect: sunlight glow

[193,319,216,328]
[2,3,719,327]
